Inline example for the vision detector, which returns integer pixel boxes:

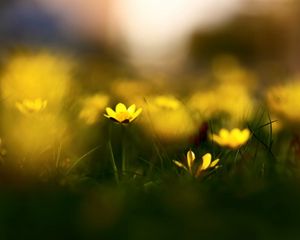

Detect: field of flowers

[0,50,300,239]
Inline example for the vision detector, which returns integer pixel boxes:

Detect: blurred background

[0,0,300,177]
[2,1,300,239]
[1,0,300,173]
[0,0,298,70]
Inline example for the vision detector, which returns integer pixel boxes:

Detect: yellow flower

[111,79,152,103]
[212,54,257,88]
[173,150,219,177]
[152,96,181,110]
[140,95,197,142]
[104,103,142,124]
[1,52,72,157]
[79,94,109,125]
[1,52,73,108]
[16,98,47,114]
[211,128,250,149]
[188,83,255,125]
[187,56,257,125]
[266,80,300,126]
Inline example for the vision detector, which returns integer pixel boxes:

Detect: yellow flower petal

[115,103,127,113]
[219,128,229,138]
[129,108,142,122]
[16,98,47,114]
[187,150,195,173]
[201,153,212,170]
[128,104,136,114]
[211,134,225,146]
[210,159,219,168]
[173,160,188,171]
[241,129,250,141]
[105,107,116,118]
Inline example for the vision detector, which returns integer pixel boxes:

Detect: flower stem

[233,149,240,165]
[121,126,126,177]
[108,139,119,184]
[108,124,119,184]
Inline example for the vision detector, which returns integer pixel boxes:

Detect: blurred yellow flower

[110,79,153,104]
[16,98,47,114]
[1,52,73,108]
[1,51,73,158]
[173,150,219,177]
[188,83,255,125]
[79,94,109,125]
[212,55,257,88]
[152,96,180,110]
[141,95,197,142]
[211,128,251,149]
[266,80,300,125]
[104,103,142,124]
[187,90,217,120]
[187,56,257,125]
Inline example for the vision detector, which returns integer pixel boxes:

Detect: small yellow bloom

[152,96,181,110]
[104,103,142,124]
[188,83,255,124]
[16,98,47,114]
[110,79,152,104]
[211,128,250,149]
[1,52,73,108]
[173,150,219,177]
[140,95,197,142]
[266,80,300,126]
[79,94,109,125]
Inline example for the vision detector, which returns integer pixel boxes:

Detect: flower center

[116,111,131,122]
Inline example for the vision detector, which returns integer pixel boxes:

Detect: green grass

[1,108,300,239]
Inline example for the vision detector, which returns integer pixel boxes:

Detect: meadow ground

[1,52,300,239]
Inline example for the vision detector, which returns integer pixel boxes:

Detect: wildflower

[266,80,300,125]
[111,79,152,103]
[79,94,109,124]
[152,96,181,110]
[188,83,255,125]
[104,103,142,124]
[173,150,219,177]
[1,52,73,108]
[16,98,47,114]
[188,56,257,125]
[211,128,250,149]
[1,52,72,156]
[212,54,257,88]
[140,95,197,142]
